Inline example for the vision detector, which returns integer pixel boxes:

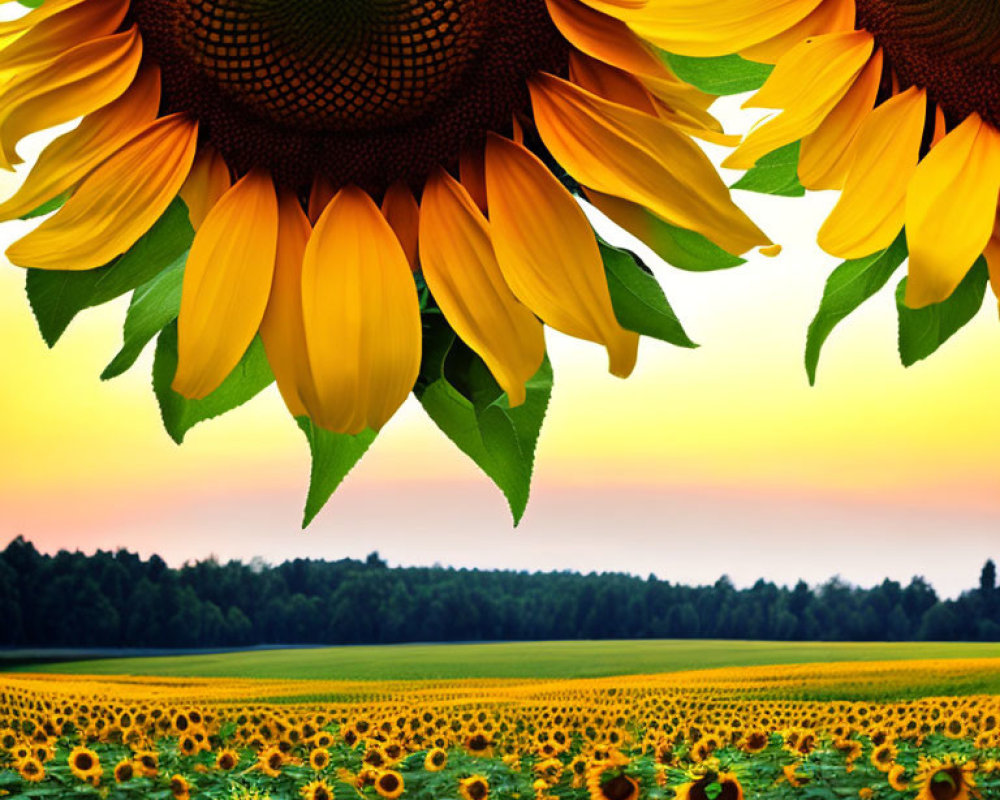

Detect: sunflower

[739,730,770,754]
[633,0,1000,311]
[0,0,771,513]
[871,742,898,773]
[17,755,45,783]
[424,747,448,772]
[914,757,977,800]
[309,747,330,771]
[68,745,102,784]
[169,773,192,800]
[674,771,744,800]
[113,758,136,782]
[216,748,239,771]
[459,775,491,800]
[258,744,286,777]
[586,755,639,800]
[465,733,493,757]
[375,769,405,800]
[136,749,159,777]
[889,764,910,792]
[302,780,335,800]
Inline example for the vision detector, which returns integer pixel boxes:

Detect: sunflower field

[1,659,998,800]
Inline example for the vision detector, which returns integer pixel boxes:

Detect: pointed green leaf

[600,239,696,348]
[896,257,988,367]
[101,255,185,380]
[25,198,193,346]
[414,316,552,524]
[152,322,274,444]
[662,52,773,95]
[296,417,377,528]
[732,142,806,197]
[805,233,908,385]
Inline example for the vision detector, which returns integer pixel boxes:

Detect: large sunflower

[0,0,769,520]
[625,0,1000,311]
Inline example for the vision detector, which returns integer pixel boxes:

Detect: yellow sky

[2,100,999,595]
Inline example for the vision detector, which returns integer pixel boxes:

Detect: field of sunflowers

[2,658,999,800]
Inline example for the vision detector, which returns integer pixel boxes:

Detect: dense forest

[1,536,998,647]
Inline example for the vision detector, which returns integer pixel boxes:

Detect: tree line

[1,536,998,647]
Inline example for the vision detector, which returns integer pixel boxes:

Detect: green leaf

[662,52,773,95]
[703,782,722,800]
[19,190,70,220]
[414,316,552,524]
[151,322,274,444]
[896,257,988,367]
[17,0,44,6]
[731,142,806,197]
[296,417,377,528]
[25,198,193,346]
[101,254,185,380]
[599,239,696,348]
[805,233,908,385]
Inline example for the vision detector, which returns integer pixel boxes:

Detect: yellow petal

[619,0,824,57]
[485,133,638,377]
[173,168,279,399]
[528,72,770,255]
[0,0,84,47]
[817,87,926,260]
[259,189,316,418]
[0,64,160,221]
[723,31,874,170]
[419,167,545,406]
[905,114,1000,308]
[381,181,420,271]
[545,0,668,79]
[0,26,142,169]
[569,51,658,115]
[6,112,198,271]
[740,0,857,63]
[301,186,421,435]
[797,49,882,190]
[180,145,231,231]
[0,0,129,77]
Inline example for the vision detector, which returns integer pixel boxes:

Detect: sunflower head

[640,0,1000,379]
[2,0,771,523]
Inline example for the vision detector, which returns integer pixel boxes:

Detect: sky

[3,96,1000,599]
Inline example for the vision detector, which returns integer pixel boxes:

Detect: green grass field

[4,640,999,683]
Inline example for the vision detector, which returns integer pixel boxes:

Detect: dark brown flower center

[128,0,569,192]
[74,753,94,771]
[857,0,1000,127]
[380,774,401,792]
[600,774,636,800]
[929,768,963,800]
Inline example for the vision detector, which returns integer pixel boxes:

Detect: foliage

[1,538,999,651]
